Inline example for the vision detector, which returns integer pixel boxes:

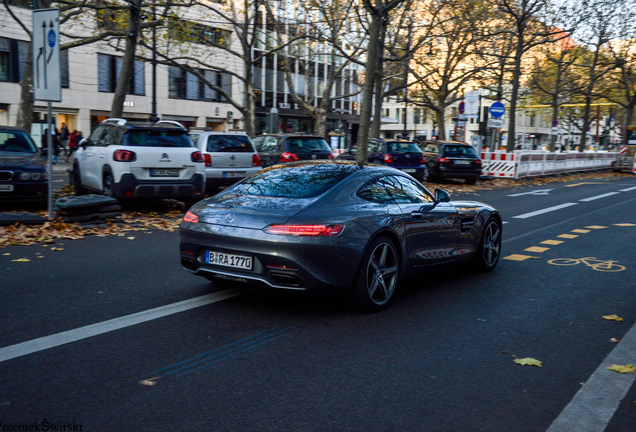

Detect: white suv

[73,119,206,205]
[188,129,261,192]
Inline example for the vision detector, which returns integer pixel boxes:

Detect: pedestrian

[66,130,78,162]
[42,129,61,164]
[60,122,70,156]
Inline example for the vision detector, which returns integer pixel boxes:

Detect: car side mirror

[434,189,451,203]
[79,138,88,148]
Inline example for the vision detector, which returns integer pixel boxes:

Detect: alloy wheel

[366,242,398,306]
[482,220,501,267]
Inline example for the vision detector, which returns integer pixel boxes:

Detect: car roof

[100,119,187,130]
[257,134,324,139]
[0,126,29,133]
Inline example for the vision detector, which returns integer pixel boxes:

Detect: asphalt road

[1,175,636,432]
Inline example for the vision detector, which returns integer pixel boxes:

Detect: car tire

[352,236,400,312]
[74,163,87,196]
[474,216,502,272]
[103,171,115,199]
[465,178,477,185]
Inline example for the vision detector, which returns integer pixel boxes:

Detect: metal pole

[47,102,53,219]
[149,5,159,123]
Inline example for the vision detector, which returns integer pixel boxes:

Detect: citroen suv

[72,119,205,204]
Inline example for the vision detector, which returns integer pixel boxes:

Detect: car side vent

[460,218,475,232]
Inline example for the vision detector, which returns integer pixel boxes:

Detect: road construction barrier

[480,150,619,179]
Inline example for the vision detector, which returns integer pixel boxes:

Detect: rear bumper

[204,167,261,188]
[432,167,481,180]
[113,173,205,199]
[391,165,427,180]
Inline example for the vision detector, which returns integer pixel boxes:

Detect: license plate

[402,169,416,173]
[150,168,179,177]
[206,251,253,270]
[454,160,470,165]
[223,172,246,178]
[0,184,14,192]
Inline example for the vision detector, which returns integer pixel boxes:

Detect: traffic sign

[33,9,61,102]
[552,119,558,127]
[487,118,504,128]
[458,101,465,114]
[489,101,505,118]
[465,91,479,117]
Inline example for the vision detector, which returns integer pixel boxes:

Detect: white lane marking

[512,203,578,219]
[0,287,250,363]
[547,321,636,432]
[619,186,636,192]
[508,189,553,197]
[579,192,620,202]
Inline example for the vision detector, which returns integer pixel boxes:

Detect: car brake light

[113,149,136,162]
[264,224,344,236]
[280,152,299,162]
[473,159,482,165]
[252,153,262,167]
[191,151,205,163]
[329,153,334,159]
[420,155,425,164]
[204,154,212,167]
[183,211,199,223]
[383,154,394,163]
[437,157,450,163]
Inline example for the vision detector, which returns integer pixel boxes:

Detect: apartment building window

[396,108,400,123]
[414,108,420,124]
[169,66,231,102]
[98,54,145,95]
[168,19,231,48]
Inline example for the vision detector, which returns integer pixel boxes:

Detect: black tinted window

[357,177,395,204]
[0,131,38,153]
[123,130,194,147]
[233,162,358,198]
[286,138,331,152]
[204,135,254,153]
[443,145,478,157]
[387,142,423,154]
[385,176,433,204]
[253,136,278,152]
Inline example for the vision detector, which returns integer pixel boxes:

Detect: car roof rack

[189,127,213,131]
[102,118,127,126]
[155,120,186,129]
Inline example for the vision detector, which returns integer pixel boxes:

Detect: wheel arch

[351,227,404,288]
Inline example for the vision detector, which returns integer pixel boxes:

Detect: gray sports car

[179,161,502,311]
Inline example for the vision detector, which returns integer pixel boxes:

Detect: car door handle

[411,211,424,219]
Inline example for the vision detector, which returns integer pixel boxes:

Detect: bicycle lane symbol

[548,257,626,272]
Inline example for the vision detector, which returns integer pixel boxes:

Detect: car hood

[195,192,321,229]
[0,152,46,169]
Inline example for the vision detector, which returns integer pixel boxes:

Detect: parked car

[419,140,482,184]
[180,160,502,311]
[0,126,48,205]
[336,139,428,182]
[251,134,334,168]
[72,119,205,205]
[189,129,261,192]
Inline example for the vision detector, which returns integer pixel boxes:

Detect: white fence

[480,151,620,179]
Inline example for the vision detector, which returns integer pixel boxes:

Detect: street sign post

[464,91,479,119]
[33,8,61,219]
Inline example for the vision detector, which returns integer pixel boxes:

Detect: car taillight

[383,154,394,163]
[264,224,344,236]
[420,155,425,164]
[113,149,136,162]
[437,157,450,163]
[280,152,299,162]
[191,151,205,163]
[183,211,199,223]
[204,154,212,167]
[329,153,334,159]
[253,153,262,167]
[473,159,482,165]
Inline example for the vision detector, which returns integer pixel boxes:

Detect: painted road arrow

[508,189,553,197]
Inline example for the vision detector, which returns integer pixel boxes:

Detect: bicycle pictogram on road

[547,257,626,272]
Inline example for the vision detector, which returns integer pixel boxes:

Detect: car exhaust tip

[181,257,196,270]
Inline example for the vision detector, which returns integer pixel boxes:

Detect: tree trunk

[314,107,328,137]
[436,106,446,140]
[16,43,34,131]
[371,17,387,138]
[507,47,524,152]
[110,0,142,118]
[579,96,592,152]
[622,100,635,146]
[356,12,382,166]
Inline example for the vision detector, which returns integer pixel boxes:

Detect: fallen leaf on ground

[138,377,159,386]
[3,253,10,256]
[514,357,543,367]
[127,237,135,240]
[50,247,64,251]
[11,258,30,262]
[607,364,636,374]
[603,315,624,321]
[610,338,619,343]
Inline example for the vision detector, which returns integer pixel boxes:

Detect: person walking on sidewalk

[66,130,78,162]
[60,122,70,156]
[42,128,61,164]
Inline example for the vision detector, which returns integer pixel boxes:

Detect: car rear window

[387,142,422,153]
[286,138,331,153]
[123,130,194,147]
[0,131,38,153]
[233,162,359,198]
[204,135,254,153]
[443,145,478,157]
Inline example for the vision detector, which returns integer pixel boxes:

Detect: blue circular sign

[489,102,505,118]
[47,29,56,48]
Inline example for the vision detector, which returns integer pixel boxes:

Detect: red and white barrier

[633,156,636,174]
[480,151,516,178]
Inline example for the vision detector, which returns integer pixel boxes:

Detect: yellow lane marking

[565,182,606,187]
[559,234,578,239]
[585,226,607,229]
[571,229,590,234]
[504,254,538,261]
[525,246,550,253]
[614,223,636,227]
[541,240,564,245]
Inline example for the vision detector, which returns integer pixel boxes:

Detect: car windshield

[123,130,194,147]
[387,142,422,153]
[443,145,478,157]
[233,162,359,198]
[0,131,38,153]
[286,138,331,153]
[203,135,254,153]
